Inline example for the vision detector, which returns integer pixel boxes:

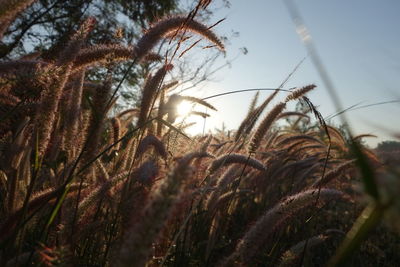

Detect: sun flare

[176,101,193,117]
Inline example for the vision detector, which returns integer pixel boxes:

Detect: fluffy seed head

[135,134,167,159]
[208,153,265,174]
[249,102,287,152]
[135,16,225,61]
[285,84,316,102]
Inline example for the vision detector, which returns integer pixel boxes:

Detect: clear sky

[176,0,400,147]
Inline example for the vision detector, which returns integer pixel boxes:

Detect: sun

[176,101,193,117]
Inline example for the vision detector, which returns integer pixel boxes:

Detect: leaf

[155,117,191,140]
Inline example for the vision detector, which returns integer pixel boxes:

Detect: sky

[175,0,400,147]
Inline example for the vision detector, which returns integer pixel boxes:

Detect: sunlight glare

[177,101,193,117]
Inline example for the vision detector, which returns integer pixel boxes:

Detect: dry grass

[0,1,398,266]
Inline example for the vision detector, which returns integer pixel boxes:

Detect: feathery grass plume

[137,64,173,128]
[73,44,162,70]
[131,159,159,185]
[199,0,213,9]
[292,144,326,155]
[73,109,91,157]
[219,189,344,266]
[290,111,311,130]
[214,189,252,212]
[32,65,68,157]
[179,95,217,111]
[249,102,287,152]
[135,134,167,159]
[7,145,31,211]
[279,234,328,267]
[189,111,210,118]
[110,117,121,151]
[118,137,135,170]
[194,135,213,167]
[18,50,41,60]
[200,134,213,152]
[0,183,83,241]
[275,134,324,148]
[235,90,279,141]
[362,147,382,166]
[208,153,265,174]
[73,171,128,223]
[0,0,37,38]
[293,163,321,190]
[176,151,214,167]
[247,91,260,116]
[179,121,196,130]
[197,134,210,142]
[4,79,63,136]
[311,160,355,188]
[57,17,96,66]
[352,134,377,141]
[301,97,330,143]
[156,87,166,136]
[57,81,74,153]
[0,60,49,76]
[1,115,29,169]
[262,131,279,151]
[210,140,232,151]
[269,158,319,186]
[205,189,253,260]
[117,108,139,119]
[135,16,224,62]
[0,170,7,196]
[34,18,94,157]
[325,125,347,151]
[0,90,19,113]
[245,90,279,126]
[81,79,112,163]
[212,135,222,143]
[62,72,85,153]
[2,122,30,211]
[45,117,63,161]
[116,151,213,267]
[284,84,316,102]
[206,165,241,210]
[162,80,179,91]
[281,139,310,154]
[59,173,128,236]
[325,125,346,142]
[95,159,110,184]
[235,113,253,142]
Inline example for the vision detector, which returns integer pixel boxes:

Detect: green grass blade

[351,141,380,200]
[328,203,385,266]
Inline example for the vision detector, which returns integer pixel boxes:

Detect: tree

[0,0,232,106]
[376,140,400,152]
[1,0,178,58]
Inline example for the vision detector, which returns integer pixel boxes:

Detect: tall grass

[0,1,398,266]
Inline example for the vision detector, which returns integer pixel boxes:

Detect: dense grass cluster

[0,1,399,266]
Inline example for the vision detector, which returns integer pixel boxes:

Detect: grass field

[0,1,399,266]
